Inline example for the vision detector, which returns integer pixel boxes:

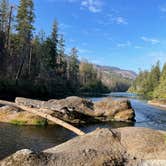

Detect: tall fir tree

[15,0,34,81]
[68,47,79,85]
[57,34,67,77]
[41,20,59,72]
[0,0,9,75]
[153,63,166,98]
[0,0,9,32]
[147,61,160,94]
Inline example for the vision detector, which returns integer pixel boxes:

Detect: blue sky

[9,0,166,72]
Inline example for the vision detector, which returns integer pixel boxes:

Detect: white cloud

[114,17,128,25]
[117,41,131,48]
[59,23,72,30]
[81,0,103,13]
[47,0,78,3]
[67,0,78,2]
[141,36,160,44]
[134,46,143,49]
[159,6,166,12]
[79,48,93,54]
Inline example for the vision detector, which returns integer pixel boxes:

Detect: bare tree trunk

[28,46,32,76]
[0,99,85,136]
[6,5,13,51]
[15,58,25,85]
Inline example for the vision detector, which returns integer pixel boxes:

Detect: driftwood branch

[0,100,85,136]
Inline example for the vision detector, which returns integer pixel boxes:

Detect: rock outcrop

[0,96,135,125]
[1,127,166,166]
[94,98,135,122]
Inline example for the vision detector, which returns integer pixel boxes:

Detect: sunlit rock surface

[0,96,135,125]
[1,127,166,166]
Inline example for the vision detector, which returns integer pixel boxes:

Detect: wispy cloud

[79,48,93,54]
[49,0,78,2]
[141,36,160,44]
[159,5,166,12]
[114,17,128,25]
[81,0,103,13]
[59,23,72,29]
[117,41,131,48]
[134,46,143,49]
[104,14,128,25]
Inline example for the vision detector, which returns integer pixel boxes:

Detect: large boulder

[94,98,135,122]
[0,96,135,125]
[15,96,98,124]
[1,127,166,166]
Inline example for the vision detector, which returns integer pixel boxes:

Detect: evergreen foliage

[0,0,133,98]
[129,61,166,98]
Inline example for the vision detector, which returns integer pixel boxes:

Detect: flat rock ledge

[0,96,135,125]
[0,127,166,166]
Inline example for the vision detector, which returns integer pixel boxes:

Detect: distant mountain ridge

[95,65,137,80]
[94,64,137,92]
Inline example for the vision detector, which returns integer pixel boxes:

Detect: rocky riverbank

[0,96,135,125]
[0,127,166,166]
[148,99,166,109]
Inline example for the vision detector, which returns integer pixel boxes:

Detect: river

[0,92,166,159]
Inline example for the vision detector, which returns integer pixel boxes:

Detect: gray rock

[14,96,135,124]
[1,127,166,166]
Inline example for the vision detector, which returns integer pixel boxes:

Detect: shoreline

[148,100,166,110]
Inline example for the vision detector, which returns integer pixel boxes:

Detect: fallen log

[15,97,99,124]
[0,100,85,136]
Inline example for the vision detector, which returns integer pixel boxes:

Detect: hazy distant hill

[94,65,137,92]
[95,65,137,79]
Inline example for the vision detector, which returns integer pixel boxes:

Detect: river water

[0,92,166,159]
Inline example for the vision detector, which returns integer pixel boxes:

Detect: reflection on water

[0,92,166,159]
[0,120,134,160]
[0,124,76,159]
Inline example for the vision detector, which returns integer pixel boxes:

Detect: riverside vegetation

[129,61,166,99]
[0,0,134,99]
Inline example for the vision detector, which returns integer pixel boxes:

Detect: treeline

[0,0,109,99]
[129,61,166,99]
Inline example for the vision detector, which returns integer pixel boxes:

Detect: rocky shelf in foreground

[0,96,135,125]
[0,127,166,166]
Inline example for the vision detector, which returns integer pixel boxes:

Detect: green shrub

[10,120,27,125]
[35,119,48,126]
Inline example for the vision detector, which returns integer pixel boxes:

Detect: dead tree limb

[0,100,85,136]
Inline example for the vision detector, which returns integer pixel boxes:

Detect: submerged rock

[0,96,135,125]
[1,127,166,166]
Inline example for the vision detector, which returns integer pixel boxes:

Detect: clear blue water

[0,92,166,159]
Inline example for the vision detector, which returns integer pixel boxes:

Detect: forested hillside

[129,61,166,99]
[0,0,135,99]
[95,65,136,92]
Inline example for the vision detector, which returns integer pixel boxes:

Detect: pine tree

[153,63,166,98]
[51,20,58,66]
[15,0,35,81]
[57,34,67,77]
[16,0,34,44]
[0,0,9,32]
[79,60,97,85]
[147,61,160,95]
[51,20,58,49]
[68,47,79,84]
[0,0,9,75]
[41,20,59,72]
